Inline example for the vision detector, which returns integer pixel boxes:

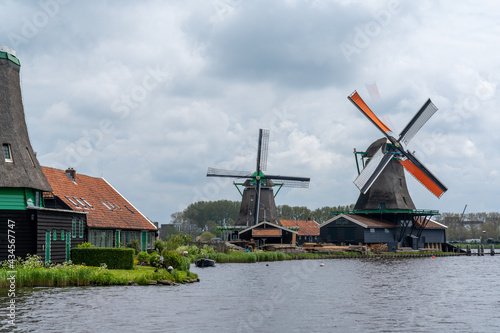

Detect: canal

[1,256,499,332]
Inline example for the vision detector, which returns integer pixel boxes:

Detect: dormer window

[3,144,12,162]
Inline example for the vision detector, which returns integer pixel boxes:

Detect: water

[1,256,500,332]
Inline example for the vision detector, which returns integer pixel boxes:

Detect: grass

[0,257,198,288]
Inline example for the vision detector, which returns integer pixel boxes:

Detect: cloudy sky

[1,0,499,224]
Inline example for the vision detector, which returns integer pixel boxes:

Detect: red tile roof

[42,167,156,231]
[252,229,282,237]
[414,217,447,229]
[280,220,320,236]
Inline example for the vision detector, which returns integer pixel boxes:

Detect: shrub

[137,252,150,265]
[77,242,94,248]
[165,234,191,251]
[161,250,190,271]
[126,239,141,255]
[199,231,214,242]
[154,239,166,253]
[71,248,135,269]
[149,252,161,268]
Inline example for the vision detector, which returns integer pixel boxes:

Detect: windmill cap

[0,46,16,57]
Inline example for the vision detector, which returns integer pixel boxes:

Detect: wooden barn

[280,220,320,244]
[319,212,447,251]
[238,221,298,248]
[42,167,157,252]
[0,46,86,263]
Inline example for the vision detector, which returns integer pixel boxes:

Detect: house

[238,221,298,248]
[280,220,320,244]
[42,167,157,252]
[319,213,447,251]
[0,46,86,264]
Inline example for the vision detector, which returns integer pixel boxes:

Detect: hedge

[71,248,135,269]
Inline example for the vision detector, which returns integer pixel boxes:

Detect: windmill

[207,129,310,227]
[348,90,447,210]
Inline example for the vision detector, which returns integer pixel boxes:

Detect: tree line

[166,200,500,242]
[436,212,500,241]
[165,200,355,238]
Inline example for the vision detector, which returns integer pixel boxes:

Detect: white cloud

[2,0,500,223]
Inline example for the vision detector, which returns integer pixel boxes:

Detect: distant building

[319,214,448,251]
[42,167,157,252]
[280,220,320,244]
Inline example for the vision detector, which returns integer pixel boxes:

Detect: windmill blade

[353,146,393,194]
[259,129,270,171]
[398,152,447,198]
[273,179,310,188]
[398,99,438,146]
[348,91,394,139]
[207,167,253,178]
[263,175,310,188]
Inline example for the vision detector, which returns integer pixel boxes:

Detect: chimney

[66,168,76,182]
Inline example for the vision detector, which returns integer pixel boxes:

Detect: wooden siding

[34,209,87,263]
[0,210,36,260]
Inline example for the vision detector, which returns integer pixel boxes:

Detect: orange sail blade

[348,91,392,135]
[399,159,446,198]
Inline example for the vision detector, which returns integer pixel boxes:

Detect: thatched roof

[0,55,52,191]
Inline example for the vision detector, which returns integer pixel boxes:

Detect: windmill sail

[353,145,392,193]
[399,152,447,198]
[348,91,394,139]
[259,129,270,171]
[206,168,252,178]
[398,99,438,146]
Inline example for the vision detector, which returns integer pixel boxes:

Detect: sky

[1,0,499,224]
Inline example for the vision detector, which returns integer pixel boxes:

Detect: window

[79,219,84,238]
[370,228,375,233]
[385,228,390,233]
[74,197,87,209]
[66,196,80,208]
[124,205,134,214]
[35,191,41,207]
[72,218,77,238]
[81,198,93,209]
[3,144,12,162]
[61,230,65,241]
[102,201,113,211]
[26,147,35,167]
[53,230,57,241]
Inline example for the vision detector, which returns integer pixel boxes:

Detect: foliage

[71,248,135,269]
[126,239,141,255]
[166,234,192,251]
[149,252,161,268]
[438,212,500,241]
[137,251,151,265]
[277,204,355,223]
[161,250,190,271]
[154,239,166,253]
[199,231,214,242]
[176,245,200,256]
[77,242,95,248]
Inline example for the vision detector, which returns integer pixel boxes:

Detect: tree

[199,231,214,242]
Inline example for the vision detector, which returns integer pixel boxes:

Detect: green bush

[154,239,166,253]
[126,239,141,255]
[71,248,135,269]
[137,251,150,265]
[77,242,94,248]
[161,250,190,271]
[149,252,161,268]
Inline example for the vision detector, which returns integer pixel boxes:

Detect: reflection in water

[1,256,500,332]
